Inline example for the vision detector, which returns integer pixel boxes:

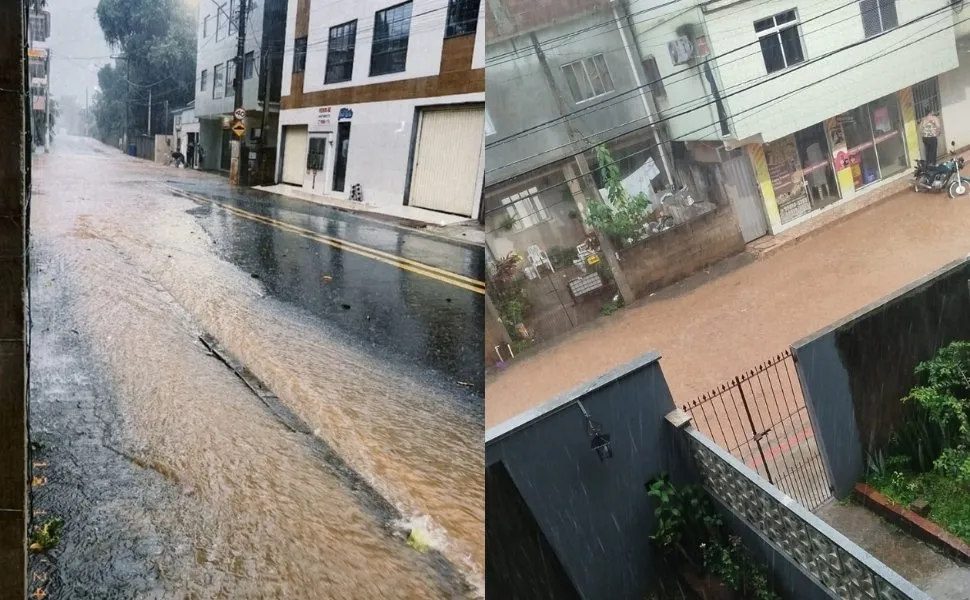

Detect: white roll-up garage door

[281,125,308,186]
[408,106,484,217]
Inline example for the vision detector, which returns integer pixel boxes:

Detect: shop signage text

[338,108,353,121]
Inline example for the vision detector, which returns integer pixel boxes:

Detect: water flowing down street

[28,136,484,598]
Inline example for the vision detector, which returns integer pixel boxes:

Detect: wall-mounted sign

[317,106,332,126]
[338,108,353,121]
[27,48,46,59]
[667,37,694,65]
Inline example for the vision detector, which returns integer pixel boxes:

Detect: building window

[500,187,551,231]
[244,51,255,79]
[213,63,225,99]
[307,138,327,171]
[229,0,238,35]
[225,59,236,97]
[200,69,208,91]
[294,37,308,74]
[484,109,495,137]
[370,1,413,76]
[203,15,210,38]
[216,3,226,41]
[561,54,615,103]
[860,0,898,38]
[754,10,804,74]
[325,20,357,84]
[445,0,480,38]
[641,56,666,99]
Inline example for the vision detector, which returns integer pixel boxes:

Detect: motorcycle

[914,140,969,198]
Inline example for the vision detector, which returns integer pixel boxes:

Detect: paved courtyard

[486,184,970,429]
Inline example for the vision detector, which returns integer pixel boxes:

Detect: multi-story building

[277,0,486,218]
[194,0,287,174]
[627,0,961,237]
[28,6,51,151]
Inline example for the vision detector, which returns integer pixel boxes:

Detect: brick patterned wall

[485,0,611,40]
[617,208,745,299]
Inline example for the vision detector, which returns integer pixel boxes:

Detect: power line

[486,2,948,175]
[484,6,961,226]
[486,0,887,150]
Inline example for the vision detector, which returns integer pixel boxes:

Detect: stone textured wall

[617,207,745,299]
[686,427,931,600]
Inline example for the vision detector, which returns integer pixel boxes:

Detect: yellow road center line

[167,186,486,295]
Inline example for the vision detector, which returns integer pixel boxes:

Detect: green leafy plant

[487,253,531,337]
[647,475,721,566]
[904,341,970,442]
[29,517,63,552]
[584,145,652,242]
[546,245,578,269]
[701,537,779,600]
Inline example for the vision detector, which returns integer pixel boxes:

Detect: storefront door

[794,123,839,211]
[837,94,908,188]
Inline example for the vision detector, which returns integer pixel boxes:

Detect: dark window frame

[203,15,210,38]
[216,3,227,42]
[753,9,805,74]
[641,55,666,99]
[294,36,308,74]
[445,0,480,38]
[244,51,255,79]
[370,1,413,77]
[225,59,236,98]
[325,20,358,84]
[860,0,898,38]
[212,63,225,99]
[200,69,208,91]
[307,137,327,171]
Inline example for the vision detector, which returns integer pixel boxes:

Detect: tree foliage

[583,145,652,242]
[92,0,197,144]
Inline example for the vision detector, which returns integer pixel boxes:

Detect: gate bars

[682,350,833,511]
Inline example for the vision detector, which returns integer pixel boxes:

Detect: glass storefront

[836,93,907,188]
[794,123,839,211]
[766,122,841,225]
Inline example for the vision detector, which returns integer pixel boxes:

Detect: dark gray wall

[485,352,683,600]
[793,257,970,498]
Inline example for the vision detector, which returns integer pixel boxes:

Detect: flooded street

[28,137,484,598]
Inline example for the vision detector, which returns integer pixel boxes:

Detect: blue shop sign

[338,108,353,121]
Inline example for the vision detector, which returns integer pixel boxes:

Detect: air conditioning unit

[667,36,694,65]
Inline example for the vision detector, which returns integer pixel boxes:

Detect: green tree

[93,0,197,143]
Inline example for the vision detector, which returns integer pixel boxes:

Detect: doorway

[333,122,351,193]
[723,152,767,242]
[408,106,484,217]
[281,125,308,186]
[220,128,232,172]
[306,135,330,194]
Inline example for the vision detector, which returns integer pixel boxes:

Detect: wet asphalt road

[167,179,485,391]
[27,136,485,598]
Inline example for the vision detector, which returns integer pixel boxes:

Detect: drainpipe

[611,0,673,186]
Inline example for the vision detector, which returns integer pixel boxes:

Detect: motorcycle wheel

[948,178,970,199]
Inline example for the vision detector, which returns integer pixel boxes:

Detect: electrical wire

[483,7,964,229]
[486,0,894,150]
[485,4,951,176]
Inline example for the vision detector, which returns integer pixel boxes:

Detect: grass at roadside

[868,471,970,543]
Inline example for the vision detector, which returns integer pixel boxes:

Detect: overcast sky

[48,0,113,105]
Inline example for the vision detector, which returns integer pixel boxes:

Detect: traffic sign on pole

[233,107,246,121]
[231,119,246,138]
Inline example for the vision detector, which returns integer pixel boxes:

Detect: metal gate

[722,153,768,242]
[913,77,946,152]
[682,349,833,510]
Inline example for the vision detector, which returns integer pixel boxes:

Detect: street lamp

[577,401,613,462]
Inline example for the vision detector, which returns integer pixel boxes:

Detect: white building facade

[277,0,486,218]
[194,0,287,173]
[628,0,961,237]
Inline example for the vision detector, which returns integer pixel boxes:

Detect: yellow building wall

[746,144,781,232]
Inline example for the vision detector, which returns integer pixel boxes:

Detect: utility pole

[147,86,152,136]
[230,0,249,185]
[258,49,273,184]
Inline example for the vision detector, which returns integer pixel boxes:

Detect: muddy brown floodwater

[29,138,483,598]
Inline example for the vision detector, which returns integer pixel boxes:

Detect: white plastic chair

[527,245,554,274]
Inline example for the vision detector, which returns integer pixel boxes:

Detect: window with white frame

[484,109,495,137]
[860,0,898,38]
[216,3,226,41]
[500,187,551,231]
[754,10,804,74]
[561,54,615,103]
[203,15,210,38]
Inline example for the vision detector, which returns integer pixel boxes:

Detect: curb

[853,482,970,565]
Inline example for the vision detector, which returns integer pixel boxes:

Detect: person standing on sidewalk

[920,111,942,165]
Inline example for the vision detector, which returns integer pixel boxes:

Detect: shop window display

[839,106,880,188]
[869,94,907,179]
[794,123,839,211]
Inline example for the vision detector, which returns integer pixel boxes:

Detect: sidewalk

[486,183,970,428]
[255,183,485,246]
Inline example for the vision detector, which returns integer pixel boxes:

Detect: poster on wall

[764,137,806,206]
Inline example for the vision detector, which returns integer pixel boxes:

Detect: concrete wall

[793,257,970,498]
[0,3,26,597]
[677,0,958,143]
[940,49,970,150]
[627,0,724,142]
[195,0,281,118]
[484,5,654,185]
[617,207,744,299]
[485,352,684,600]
